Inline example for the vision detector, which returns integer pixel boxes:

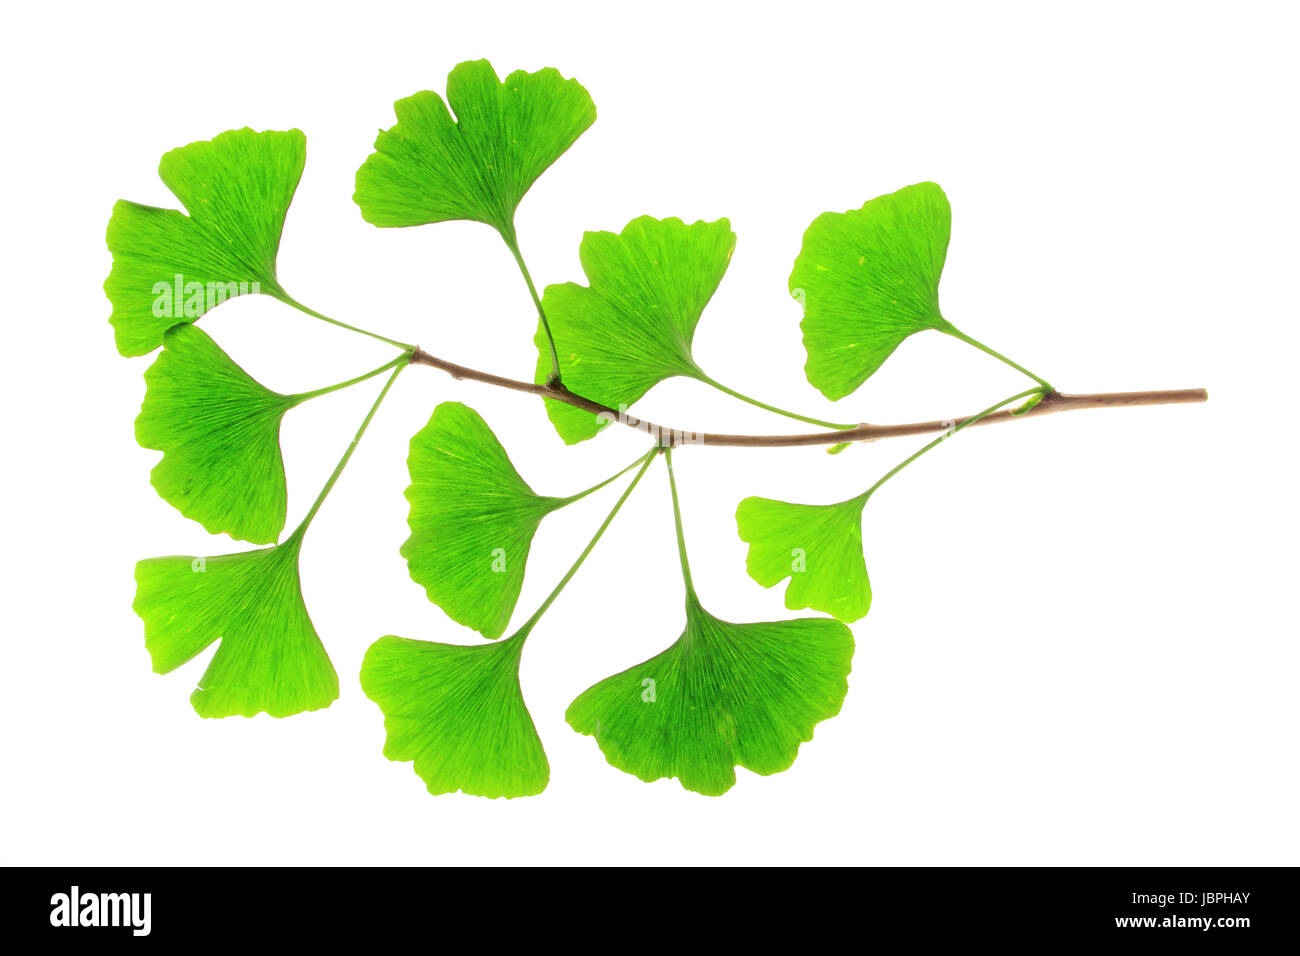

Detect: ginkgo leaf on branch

[791,181,955,400]
[360,633,548,799]
[735,386,1051,622]
[535,215,736,443]
[136,324,296,544]
[105,127,306,357]
[567,450,853,795]
[566,596,853,796]
[133,530,338,718]
[371,446,657,800]
[736,495,871,623]
[354,59,596,237]
[402,401,575,639]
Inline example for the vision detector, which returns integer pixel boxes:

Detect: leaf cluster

[109,59,1061,796]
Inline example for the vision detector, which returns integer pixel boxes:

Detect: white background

[3,1,1296,866]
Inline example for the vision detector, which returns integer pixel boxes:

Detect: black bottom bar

[10,866,1296,944]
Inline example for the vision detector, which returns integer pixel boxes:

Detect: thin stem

[409,346,1207,448]
[292,362,406,535]
[288,351,412,404]
[696,373,855,430]
[860,386,1045,500]
[663,447,696,600]
[518,448,659,634]
[501,228,562,384]
[562,451,657,505]
[276,294,414,351]
[946,328,1053,390]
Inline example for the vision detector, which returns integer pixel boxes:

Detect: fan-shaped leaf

[354,59,596,236]
[105,128,306,356]
[133,531,338,718]
[402,402,572,638]
[360,633,548,798]
[791,181,954,400]
[736,496,871,623]
[136,324,296,544]
[536,216,736,443]
[566,598,853,795]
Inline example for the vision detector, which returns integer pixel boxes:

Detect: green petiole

[562,450,659,505]
[275,293,415,351]
[858,386,1048,501]
[293,362,407,536]
[695,373,857,430]
[946,328,1053,391]
[663,446,697,601]
[517,446,660,635]
[501,224,562,385]
[288,351,413,404]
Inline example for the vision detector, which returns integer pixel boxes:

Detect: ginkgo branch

[111,65,1217,796]
[408,346,1207,448]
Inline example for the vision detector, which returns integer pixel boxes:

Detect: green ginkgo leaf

[136,324,296,544]
[402,401,573,639]
[354,59,596,236]
[360,633,548,799]
[535,216,736,443]
[105,128,306,357]
[133,529,338,718]
[791,181,955,400]
[566,596,853,796]
[369,446,657,800]
[736,496,871,623]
